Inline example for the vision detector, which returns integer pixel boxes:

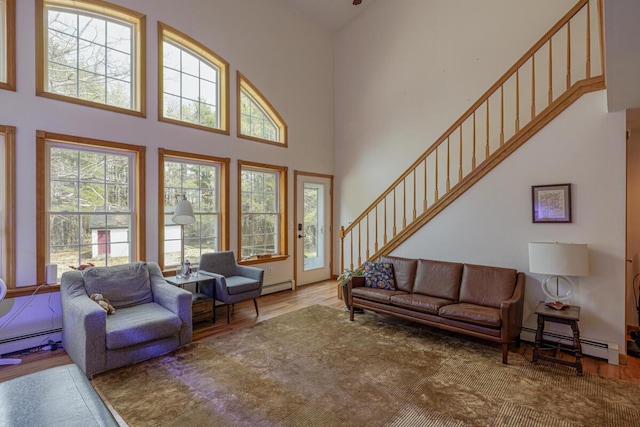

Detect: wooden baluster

[458,126,463,182]
[383,197,388,245]
[423,158,428,211]
[566,20,571,89]
[357,223,361,267]
[531,55,536,120]
[339,226,345,273]
[365,214,370,260]
[485,101,490,159]
[472,111,477,170]
[548,38,553,104]
[393,188,397,237]
[434,149,439,201]
[349,229,353,270]
[515,70,520,132]
[402,179,407,229]
[586,0,592,79]
[374,205,378,252]
[500,85,505,145]
[412,170,417,221]
[446,137,451,192]
[597,0,604,80]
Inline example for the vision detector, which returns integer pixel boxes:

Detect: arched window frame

[237,71,288,147]
[36,0,146,116]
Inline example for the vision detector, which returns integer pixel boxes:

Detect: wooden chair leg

[502,343,509,364]
[226,304,231,324]
[253,298,259,317]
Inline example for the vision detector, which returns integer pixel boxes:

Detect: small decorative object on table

[545,301,568,310]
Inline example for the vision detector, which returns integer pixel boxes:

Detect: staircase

[339,0,605,272]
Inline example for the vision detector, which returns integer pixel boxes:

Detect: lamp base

[541,275,576,302]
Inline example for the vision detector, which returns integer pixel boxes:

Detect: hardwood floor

[1,280,640,383]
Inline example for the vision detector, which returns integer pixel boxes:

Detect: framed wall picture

[532,183,572,223]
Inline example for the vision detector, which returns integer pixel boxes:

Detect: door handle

[297,234,306,239]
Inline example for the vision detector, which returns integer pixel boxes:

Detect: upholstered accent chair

[60,262,192,377]
[199,251,264,324]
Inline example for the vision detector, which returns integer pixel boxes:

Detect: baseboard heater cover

[0,328,62,357]
[520,326,619,365]
[261,280,293,295]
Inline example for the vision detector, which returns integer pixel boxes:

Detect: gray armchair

[199,251,264,324]
[60,262,192,377]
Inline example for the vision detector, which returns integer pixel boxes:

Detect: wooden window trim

[0,0,16,91]
[238,160,288,265]
[158,148,230,271]
[0,125,15,289]
[237,71,288,147]
[35,130,146,285]
[35,0,147,117]
[158,22,230,135]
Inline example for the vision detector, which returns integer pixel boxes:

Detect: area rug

[92,305,640,426]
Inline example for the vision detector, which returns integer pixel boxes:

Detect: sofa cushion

[105,302,182,350]
[413,259,463,301]
[458,264,517,308]
[364,262,396,290]
[352,287,407,304]
[82,262,153,309]
[438,303,502,328]
[390,294,454,315]
[379,256,417,292]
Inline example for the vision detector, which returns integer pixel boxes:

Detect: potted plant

[337,267,364,311]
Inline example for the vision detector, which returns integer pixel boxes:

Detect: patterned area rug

[92,305,640,426]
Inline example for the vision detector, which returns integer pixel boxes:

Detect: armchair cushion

[82,262,153,309]
[106,302,182,350]
[225,276,261,295]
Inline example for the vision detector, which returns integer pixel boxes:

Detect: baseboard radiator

[262,280,294,295]
[0,328,62,357]
[520,326,619,365]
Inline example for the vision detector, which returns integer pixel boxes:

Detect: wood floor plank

[1,280,639,384]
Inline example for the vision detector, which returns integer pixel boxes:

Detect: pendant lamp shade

[172,198,195,225]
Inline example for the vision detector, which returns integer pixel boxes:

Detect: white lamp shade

[528,242,589,276]
[172,199,195,225]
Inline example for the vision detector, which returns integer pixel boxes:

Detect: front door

[295,172,333,286]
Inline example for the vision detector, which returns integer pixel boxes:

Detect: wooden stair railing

[339,0,605,273]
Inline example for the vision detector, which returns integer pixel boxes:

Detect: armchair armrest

[60,270,107,378]
[236,265,264,282]
[500,272,526,341]
[148,263,192,345]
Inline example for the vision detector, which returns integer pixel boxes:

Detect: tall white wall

[0,0,334,354]
[334,0,628,355]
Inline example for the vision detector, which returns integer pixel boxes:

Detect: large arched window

[36,0,146,115]
[36,131,146,283]
[237,71,287,147]
[159,22,229,134]
[0,0,15,91]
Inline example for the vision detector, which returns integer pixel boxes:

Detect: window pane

[239,86,281,143]
[240,167,280,257]
[163,41,180,70]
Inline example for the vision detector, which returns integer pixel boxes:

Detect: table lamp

[172,195,195,274]
[528,242,589,304]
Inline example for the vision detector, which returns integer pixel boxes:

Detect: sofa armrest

[500,272,526,341]
[347,276,365,306]
[148,263,193,345]
[60,270,107,377]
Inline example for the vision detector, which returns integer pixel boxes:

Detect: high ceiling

[279,0,640,129]
[277,0,375,33]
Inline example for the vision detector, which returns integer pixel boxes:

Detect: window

[159,22,229,134]
[237,71,287,146]
[159,149,229,269]
[36,0,146,115]
[0,125,14,288]
[239,161,287,263]
[0,0,15,90]
[36,131,146,283]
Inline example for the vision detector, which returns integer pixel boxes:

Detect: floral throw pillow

[364,262,396,290]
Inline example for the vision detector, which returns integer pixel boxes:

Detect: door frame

[293,170,334,288]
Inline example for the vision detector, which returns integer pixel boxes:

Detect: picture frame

[532,183,572,223]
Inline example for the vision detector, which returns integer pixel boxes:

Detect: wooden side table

[532,301,583,375]
[165,274,215,324]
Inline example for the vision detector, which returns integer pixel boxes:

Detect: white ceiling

[277,0,375,33]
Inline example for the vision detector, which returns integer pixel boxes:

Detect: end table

[165,273,215,324]
[532,301,583,375]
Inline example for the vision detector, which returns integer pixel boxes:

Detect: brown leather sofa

[348,255,525,363]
